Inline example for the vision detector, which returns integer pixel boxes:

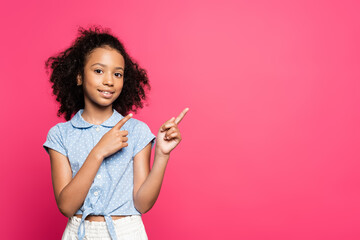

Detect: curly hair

[45,26,151,121]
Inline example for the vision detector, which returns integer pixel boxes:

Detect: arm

[133,144,170,214]
[49,114,133,218]
[49,148,104,217]
[133,108,189,213]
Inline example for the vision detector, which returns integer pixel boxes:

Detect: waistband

[70,215,143,240]
[75,209,141,240]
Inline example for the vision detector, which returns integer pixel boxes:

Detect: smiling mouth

[98,90,114,98]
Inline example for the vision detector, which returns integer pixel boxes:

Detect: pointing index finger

[114,113,133,130]
[175,108,189,125]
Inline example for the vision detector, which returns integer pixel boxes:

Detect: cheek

[116,87,123,97]
[114,82,123,95]
[82,80,99,96]
[116,80,124,90]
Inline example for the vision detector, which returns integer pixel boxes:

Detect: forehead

[85,46,125,67]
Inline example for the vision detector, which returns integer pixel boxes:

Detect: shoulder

[127,118,156,144]
[44,121,73,155]
[46,121,72,138]
[127,118,152,132]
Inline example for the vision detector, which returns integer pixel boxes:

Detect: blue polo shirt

[43,109,156,240]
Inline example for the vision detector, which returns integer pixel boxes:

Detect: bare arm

[49,114,132,217]
[133,144,170,213]
[49,148,104,217]
[133,108,189,213]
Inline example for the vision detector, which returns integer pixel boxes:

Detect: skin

[48,45,189,219]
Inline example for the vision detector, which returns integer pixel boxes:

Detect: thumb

[160,117,175,132]
[114,113,133,130]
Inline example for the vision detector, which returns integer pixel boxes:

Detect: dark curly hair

[45,26,151,121]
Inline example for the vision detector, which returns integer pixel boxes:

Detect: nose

[102,72,114,86]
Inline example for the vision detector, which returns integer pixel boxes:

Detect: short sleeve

[132,121,156,157]
[43,124,67,156]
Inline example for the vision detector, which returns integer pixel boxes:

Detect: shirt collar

[70,109,124,129]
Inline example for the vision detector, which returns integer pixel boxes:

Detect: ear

[77,74,82,86]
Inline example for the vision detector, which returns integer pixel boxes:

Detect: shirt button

[95,127,100,132]
[97,175,101,179]
[94,191,99,196]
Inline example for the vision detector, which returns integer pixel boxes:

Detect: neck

[81,104,114,125]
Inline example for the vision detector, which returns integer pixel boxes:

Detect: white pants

[61,215,148,240]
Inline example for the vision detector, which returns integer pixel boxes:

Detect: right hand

[94,113,133,159]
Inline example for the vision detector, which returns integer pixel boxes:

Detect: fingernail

[129,113,133,117]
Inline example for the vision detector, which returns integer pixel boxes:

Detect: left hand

[155,108,189,156]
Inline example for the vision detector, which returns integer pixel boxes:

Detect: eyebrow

[90,63,124,70]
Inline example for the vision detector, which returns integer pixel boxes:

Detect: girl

[43,26,188,240]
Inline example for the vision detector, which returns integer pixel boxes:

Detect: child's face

[78,46,125,109]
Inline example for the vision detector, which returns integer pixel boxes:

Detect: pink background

[1,0,360,239]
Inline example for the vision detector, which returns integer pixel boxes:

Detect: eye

[94,69,103,74]
[115,72,123,78]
